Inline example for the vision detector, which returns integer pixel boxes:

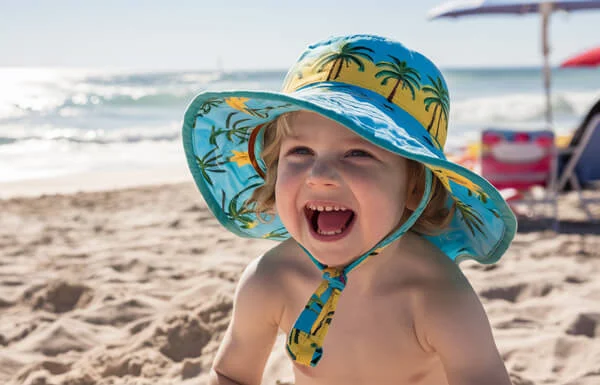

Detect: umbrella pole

[541,3,558,229]
[541,3,553,127]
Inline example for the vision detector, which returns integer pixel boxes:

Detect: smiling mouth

[304,204,356,236]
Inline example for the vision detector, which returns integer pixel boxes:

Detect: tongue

[317,210,353,232]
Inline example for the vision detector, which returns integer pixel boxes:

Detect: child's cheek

[340,163,381,184]
[274,162,305,233]
[277,160,309,184]
[275,161,302,203]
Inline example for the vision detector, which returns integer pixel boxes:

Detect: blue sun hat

[182,34,516,367]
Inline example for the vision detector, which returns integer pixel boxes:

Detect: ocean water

[0,66,599,184]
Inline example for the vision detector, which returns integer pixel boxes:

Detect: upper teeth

[307,204,348,211]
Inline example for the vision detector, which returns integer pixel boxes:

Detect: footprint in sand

[566,313,600,338]
[479,281,554,303]
[25,280,92,314]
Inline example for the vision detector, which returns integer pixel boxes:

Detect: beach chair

[557,114,600,221]
[480,128,558,224]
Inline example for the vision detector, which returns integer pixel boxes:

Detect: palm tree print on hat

[375,56,421,102]
[427,166,489,238]
[221,182,264,230]
[195,98,224,120]
[195,147,227,186]
[210,112,257,146]
[223,112,253,144]
[313,42,375,81]
[208,125,228,146]
[431,167,489,203]
[262,227,289,240]
[454,200,485,237]
[423,76,449,145]
[207,103,293,146]
[225,97,293,119]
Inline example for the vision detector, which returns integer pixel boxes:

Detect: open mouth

[304,203,356,237]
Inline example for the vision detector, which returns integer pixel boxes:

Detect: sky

[2,0,600,71]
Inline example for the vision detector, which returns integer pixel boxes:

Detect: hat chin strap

[287,168,433,367]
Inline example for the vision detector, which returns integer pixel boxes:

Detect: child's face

[275,111,410,267]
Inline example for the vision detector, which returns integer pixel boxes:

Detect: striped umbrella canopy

[428,0,600,126]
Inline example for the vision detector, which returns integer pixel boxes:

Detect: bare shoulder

[248,238,310,285]
[238,241,290,308]
[391,231,468,291]
[210,239,307,385]
[237,239,309,321]
[400,234,511,384]
[393,232,481,346]
[409,233,479,312]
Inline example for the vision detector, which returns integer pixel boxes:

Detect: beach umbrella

[560,46,600,67]
[428,0,600,126]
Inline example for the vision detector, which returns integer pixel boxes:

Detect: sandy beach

[3,2,600,384]
[1,178,599,385]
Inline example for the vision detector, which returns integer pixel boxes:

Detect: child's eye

[345,149,373,158]
[286,146,313,156]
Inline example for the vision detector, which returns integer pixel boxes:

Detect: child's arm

[209,256,282,385]
[418,273,512,385]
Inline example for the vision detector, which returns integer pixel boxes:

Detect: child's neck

[314,232,414,293]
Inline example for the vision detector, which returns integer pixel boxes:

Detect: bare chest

[280,287,446,385]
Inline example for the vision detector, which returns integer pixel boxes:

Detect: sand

[1,179,599,385]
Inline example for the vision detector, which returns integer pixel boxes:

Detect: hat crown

[282,35,450,149]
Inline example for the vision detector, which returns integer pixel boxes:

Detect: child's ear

[405,179,422,211]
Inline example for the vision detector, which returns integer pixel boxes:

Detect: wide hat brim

[182,82,516,264]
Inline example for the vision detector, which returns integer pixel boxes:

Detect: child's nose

[306,158,340,188]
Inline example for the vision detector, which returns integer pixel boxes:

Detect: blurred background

[2,0,599,189]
